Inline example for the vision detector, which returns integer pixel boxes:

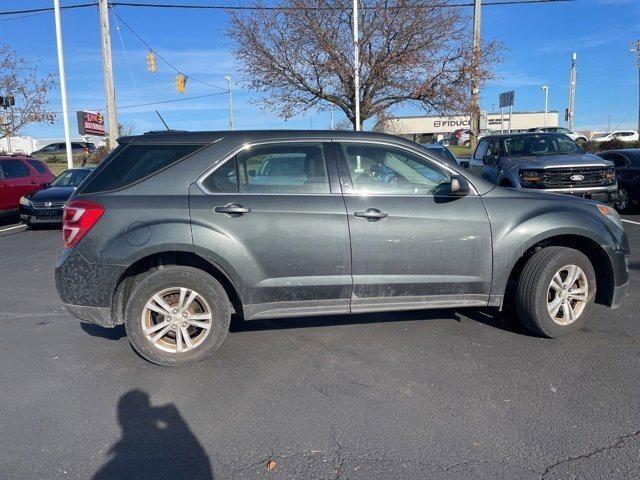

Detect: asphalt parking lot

[1,216,639,480]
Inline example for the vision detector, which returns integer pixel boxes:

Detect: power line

[0,0,576,16]
[53,91,229,114]
[110,9,229,91]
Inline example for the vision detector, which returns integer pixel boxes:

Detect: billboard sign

[499,91,515,108]
[77,111,105,136]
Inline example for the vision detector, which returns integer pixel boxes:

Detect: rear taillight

[62,200,104,248]
[455,131,462,138]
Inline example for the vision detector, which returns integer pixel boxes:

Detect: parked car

[469,132,618,205]
[591,131,639,143]
[55,130,629,366]
[530,127,588,144]
[596,149,640,212]
[0,155,55,218]
[419,142,460,166]
[19,167,94,227]
[31,141,96,160]
[449,129,496,147]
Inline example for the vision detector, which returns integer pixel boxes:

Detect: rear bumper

[55,248,125,327]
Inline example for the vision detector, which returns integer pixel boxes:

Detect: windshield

[501,134,583,157]
[51,169,92,187]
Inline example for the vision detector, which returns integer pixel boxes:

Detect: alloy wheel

[141,287,213,354]
[547,264,589,326]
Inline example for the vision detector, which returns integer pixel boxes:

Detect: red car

[0,155,55,218]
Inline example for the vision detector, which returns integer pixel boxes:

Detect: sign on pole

[77,111,106,136]
[499,90,515,109]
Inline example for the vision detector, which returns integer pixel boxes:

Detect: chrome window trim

[196,137,479,196]
[196,137,335,195]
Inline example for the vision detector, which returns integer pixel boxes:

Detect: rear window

[27,159,49,174]
[81,144,203,193]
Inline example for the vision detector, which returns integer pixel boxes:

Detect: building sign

[77,111,105,136]
[499,91,515,108]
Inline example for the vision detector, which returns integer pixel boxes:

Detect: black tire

[615,188,629,213]
[124,266,231,366]
[516,247,596,338]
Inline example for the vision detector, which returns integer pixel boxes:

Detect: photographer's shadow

[93,390,213,480]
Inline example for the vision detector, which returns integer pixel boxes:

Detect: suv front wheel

[516,247,596,337]
[124,266,231,366]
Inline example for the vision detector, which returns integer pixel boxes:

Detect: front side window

[341,143,449,195]
[0,160,30,179]
[203,143,330,194]
[473,140,488,160]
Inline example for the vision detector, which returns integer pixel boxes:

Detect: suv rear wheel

[516,247,596,337]
[124,266,231,366]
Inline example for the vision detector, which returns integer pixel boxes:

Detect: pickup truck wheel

[516,247,596,338]
[124,266,231,366]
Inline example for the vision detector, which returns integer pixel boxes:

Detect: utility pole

[98,0,119,150]
[225,75,234,130]
[542,85,549,127]
[353,0,360,131]
[567,53,577,130]
[53,0,74,169]
[470,0,482,150]
[630,40,640,135]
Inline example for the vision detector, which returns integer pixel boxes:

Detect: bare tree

[0,44,56,142]
[228,0,501,129]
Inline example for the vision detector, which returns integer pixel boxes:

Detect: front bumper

[606,231,630,309]
[521,186,619,205]
[55,248,125,327]
[19,205,63,224]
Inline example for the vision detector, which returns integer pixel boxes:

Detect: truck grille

[32,201,66,209]
[522,167,615,189]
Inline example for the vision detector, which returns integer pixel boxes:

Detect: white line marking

[622,219,640,227]
[0,224,26,233]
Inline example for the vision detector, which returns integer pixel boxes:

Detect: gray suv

[469,133,618,205]
[55,130,629,366]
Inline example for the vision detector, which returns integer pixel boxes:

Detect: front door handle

[354,208,388,220]
[214,203,251,216]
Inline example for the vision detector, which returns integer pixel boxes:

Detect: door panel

[190,141,351,319]
[336,141,492,312]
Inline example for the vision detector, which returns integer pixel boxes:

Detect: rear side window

[27,159,49,174]
[202,143,330,194]
[0,159,30,179]
[82,144,203,193]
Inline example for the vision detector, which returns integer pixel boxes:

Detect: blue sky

[2,0,639,138]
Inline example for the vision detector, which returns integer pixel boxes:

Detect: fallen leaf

[267,460,277,471]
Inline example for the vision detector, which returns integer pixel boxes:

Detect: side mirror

[450,175,470,196]
[483,154,499,166]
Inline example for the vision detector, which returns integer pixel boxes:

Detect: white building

[0,134,106,155]
[374,111,560,143]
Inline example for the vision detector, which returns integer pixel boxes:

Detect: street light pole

[224,75,233,130]
[353,0,360,131]
[542,85,549,127]
[567,53,577,130]
[53,0,74,169]
[470,0,482,150]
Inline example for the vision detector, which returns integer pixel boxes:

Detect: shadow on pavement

[93,390,214,480]
[80,322,127,340]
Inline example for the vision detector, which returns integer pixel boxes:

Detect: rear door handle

[214,203,251,216]
[354,208,388,220]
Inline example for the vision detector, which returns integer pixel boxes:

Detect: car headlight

[596,204,622,227]
[519,169,544,187]
[19,196,31,207]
